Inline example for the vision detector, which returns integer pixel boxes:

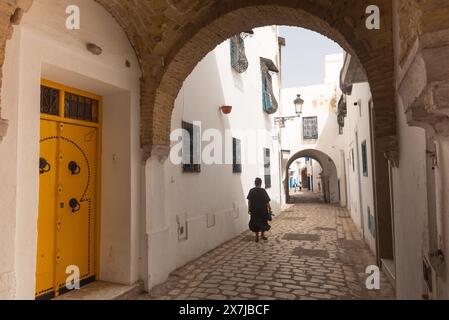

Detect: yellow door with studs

[36,81,100,299]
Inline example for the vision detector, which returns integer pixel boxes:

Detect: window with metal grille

[264,148,271,189]
[230,34,249,73]
[303,116,318,140]
[233,138,242,173]
[64,92,99,122]
[361,140,368,177]
[182,121,201,173]
[40,85,60,116]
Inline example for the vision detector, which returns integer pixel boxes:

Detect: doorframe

[38,79,103,292]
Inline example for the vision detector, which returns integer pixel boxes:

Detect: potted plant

[220,105,233,114]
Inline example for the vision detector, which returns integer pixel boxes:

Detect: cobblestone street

[139,203,395,300]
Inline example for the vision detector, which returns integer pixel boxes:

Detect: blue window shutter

[262,76,272,112]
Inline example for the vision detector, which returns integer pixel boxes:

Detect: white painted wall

[144,27,282,289]
[390,98,427,299]
[341,82,376,253]
[0,0,142,299]
[0,26,21,300]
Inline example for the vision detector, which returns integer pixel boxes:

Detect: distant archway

[285,149,339,204]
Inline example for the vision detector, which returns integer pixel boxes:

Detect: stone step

[55,281,144,300]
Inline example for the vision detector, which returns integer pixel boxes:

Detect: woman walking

[247,178,272,242]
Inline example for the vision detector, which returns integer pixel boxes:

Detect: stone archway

[285,149,339,204]
[1,0,397,160]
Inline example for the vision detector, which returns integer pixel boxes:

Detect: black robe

[247,187,271,232]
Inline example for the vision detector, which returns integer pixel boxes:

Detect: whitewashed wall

[0,0,142,299]
[341,83,376,253]
[390,98,427,299]
[144,27,282,289]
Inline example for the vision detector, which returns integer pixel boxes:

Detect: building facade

[1,0,449,301]
[144,26,283,290]
[0,0,282,299]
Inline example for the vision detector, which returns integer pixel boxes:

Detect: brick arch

[1,0,397,160]
[94,0,397,160]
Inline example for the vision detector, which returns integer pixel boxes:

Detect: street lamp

[275,94,304,127]
[294,94,304,116]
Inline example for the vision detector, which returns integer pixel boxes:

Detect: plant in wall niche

[220,105,233,114]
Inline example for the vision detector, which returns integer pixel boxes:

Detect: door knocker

[39,157,51,174]
[69,198,81,213]
[68,161,81,175]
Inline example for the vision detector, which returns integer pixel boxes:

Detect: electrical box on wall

[232,201,240,219]
[206,212,216,228]
[177,214,188,241]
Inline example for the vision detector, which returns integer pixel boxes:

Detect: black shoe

[262,236,268,241]
[255,237,259,243]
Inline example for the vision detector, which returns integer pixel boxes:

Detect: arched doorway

[285,149,339,204]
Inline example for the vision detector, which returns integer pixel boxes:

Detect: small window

[232,138,242,173]
[64,92,99,122]
[40,85,60,116]
[230,34,248,73]
[264,148,271,189]
[182,121,201,173]
[303,116,318,140]
[361,141,368,177]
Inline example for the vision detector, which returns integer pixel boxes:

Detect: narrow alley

[4,0,449,303]
[140,203,394,300]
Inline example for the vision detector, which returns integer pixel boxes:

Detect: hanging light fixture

[294,94,304,116]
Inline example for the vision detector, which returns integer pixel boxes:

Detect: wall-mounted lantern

[275,94,304,127]
[219,105,233,115]
[294,94,304,116]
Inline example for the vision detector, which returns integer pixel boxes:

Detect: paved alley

[139,203,395,300]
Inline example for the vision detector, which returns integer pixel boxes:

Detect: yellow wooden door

[36,80,101,299]
[36,120,59,299]
[36,121,97,299]
[55,122,97,294]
